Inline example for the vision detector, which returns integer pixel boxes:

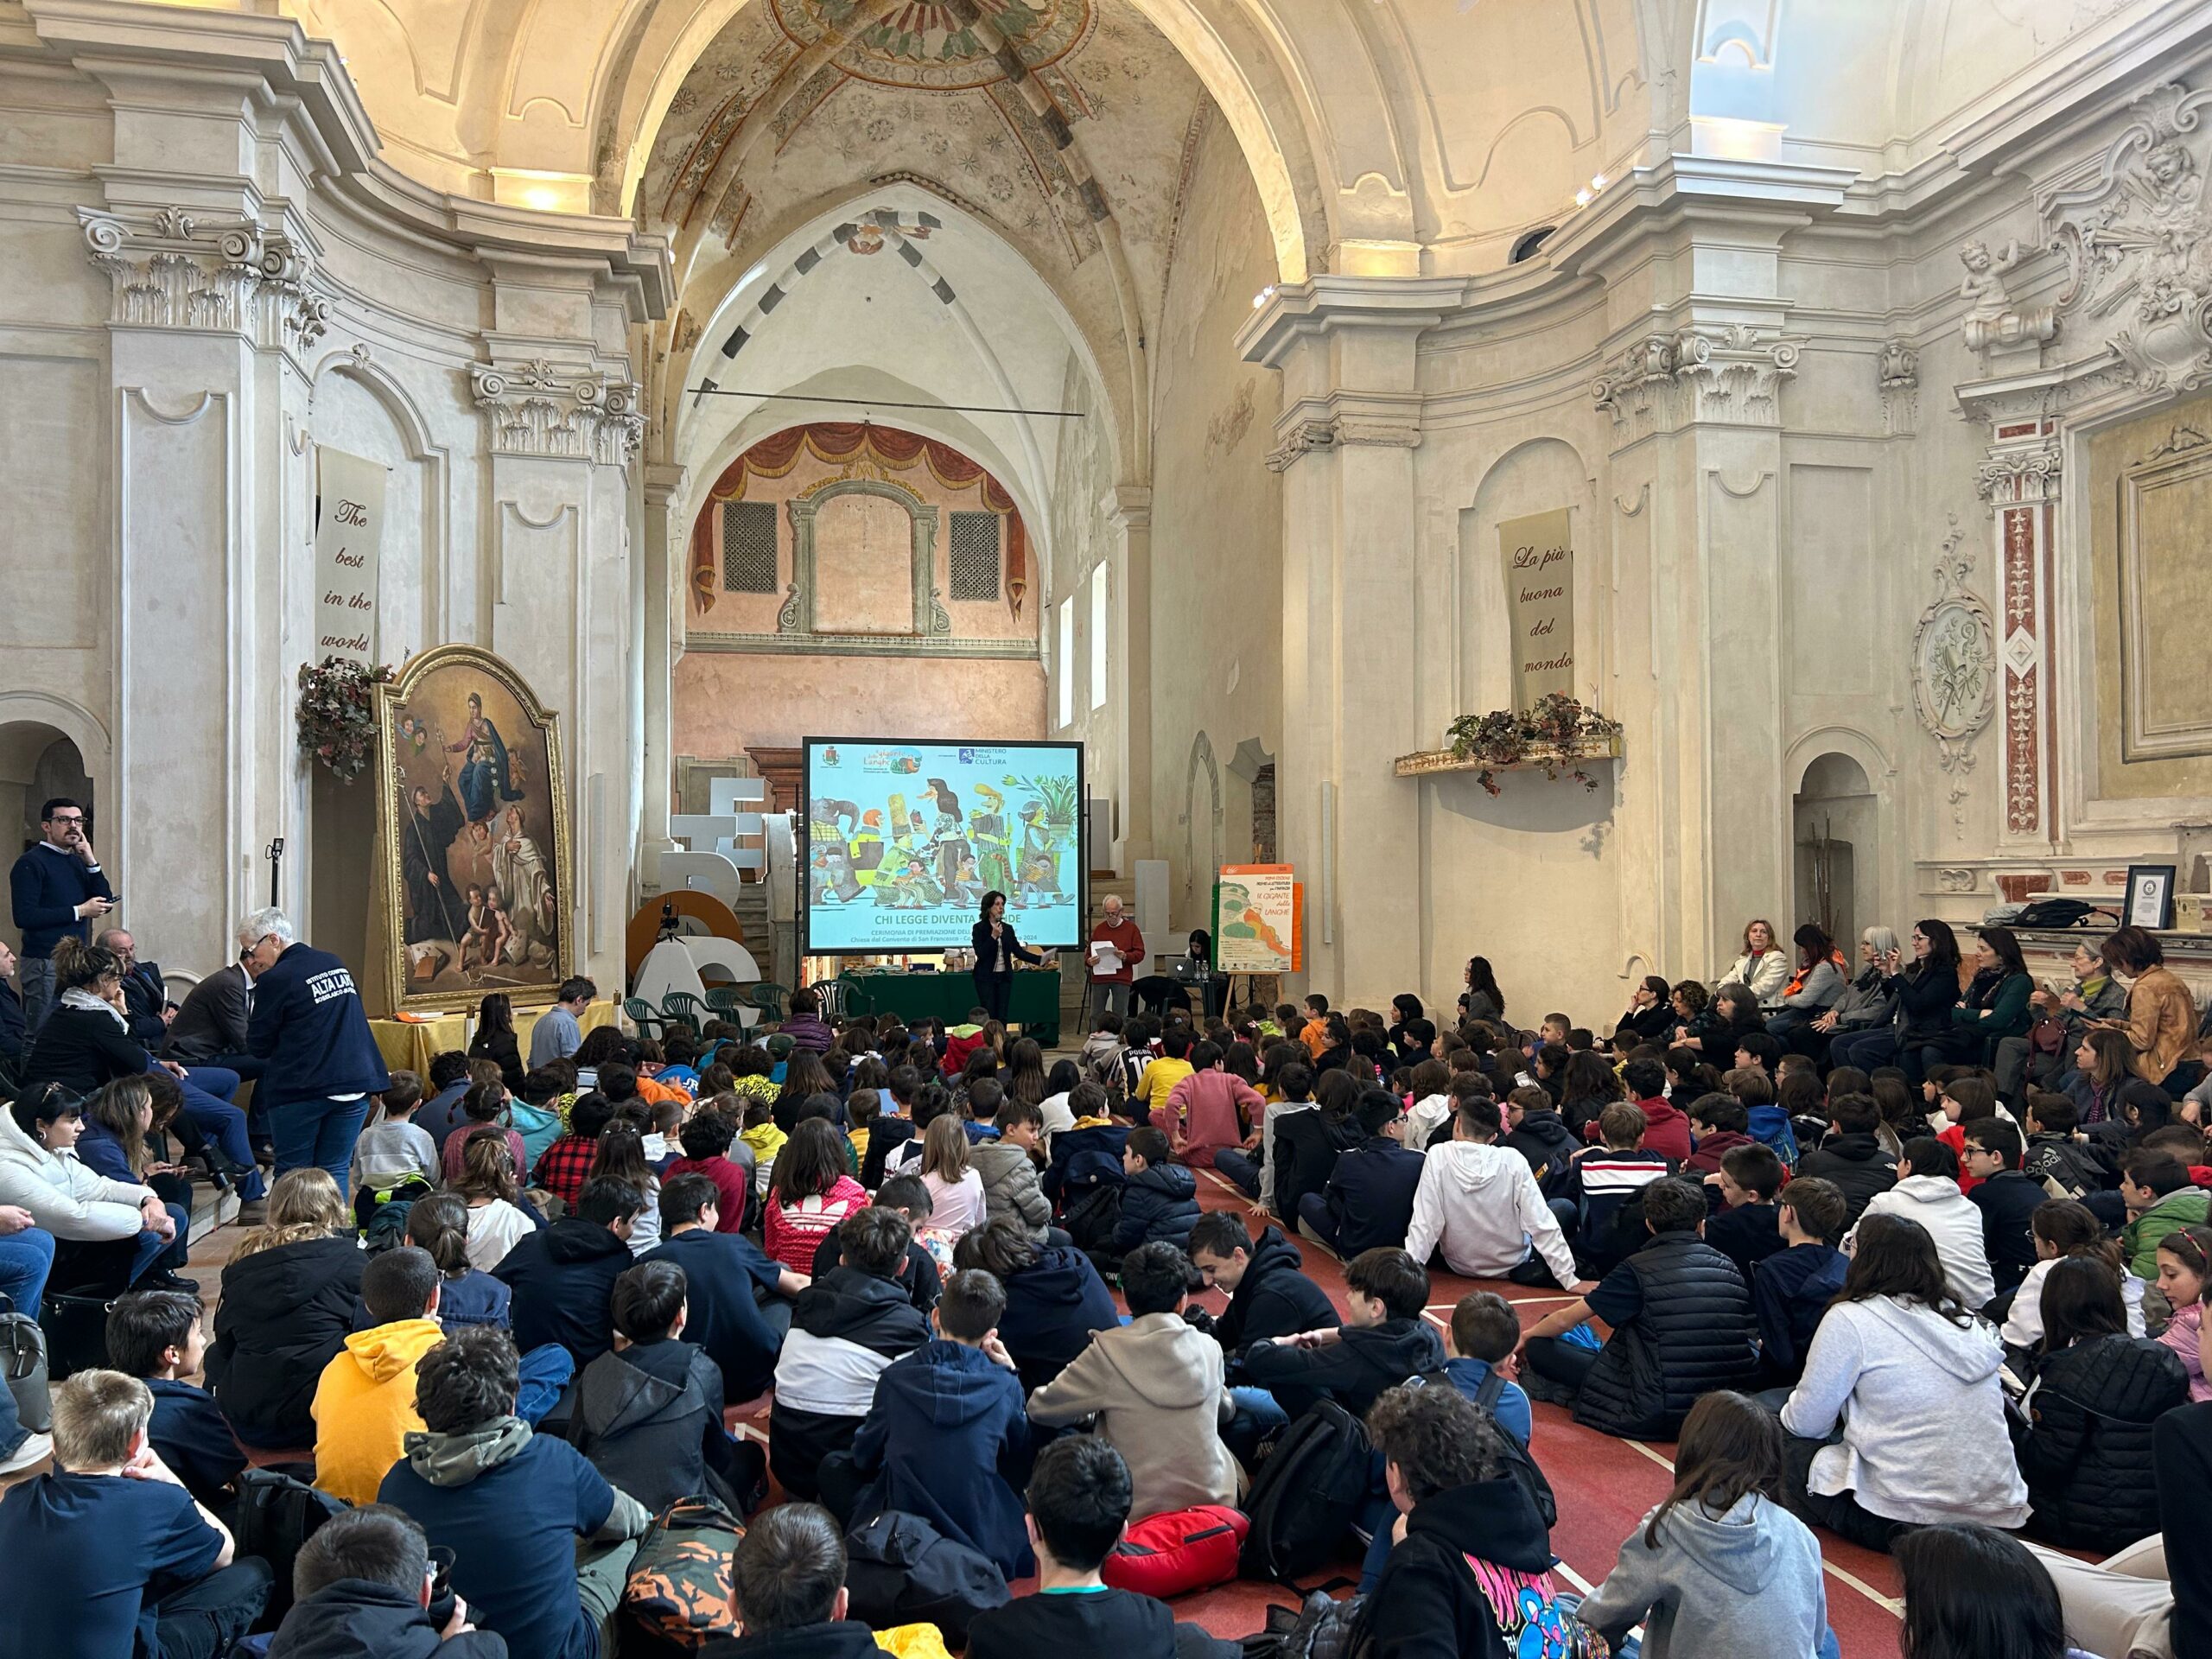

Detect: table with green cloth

[368,998,620,1078]
[839,970,1061,1046]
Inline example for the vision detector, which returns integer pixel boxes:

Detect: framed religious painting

[374,645,573,1012]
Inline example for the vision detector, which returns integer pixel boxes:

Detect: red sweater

[1635,1097,1694,1163]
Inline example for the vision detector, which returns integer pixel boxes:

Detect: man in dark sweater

[493,1178,645,1366]
[1297,1091,1426,1255]
[0,941,22,1070]
[1241,1246,1445,1421]
[1795,1092,1899,1225]
[243,907,390,1196]
[964,1436,1237,1659]
[8,796,112,1031]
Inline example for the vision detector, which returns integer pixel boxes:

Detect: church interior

[6,0,2212,1653]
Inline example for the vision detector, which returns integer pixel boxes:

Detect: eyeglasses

[46,813,83,825]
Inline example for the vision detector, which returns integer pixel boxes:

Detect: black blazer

[164,963,251,1063]
[970,919,1041,977]
[121,963,169,1047]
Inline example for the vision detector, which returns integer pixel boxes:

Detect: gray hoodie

[1782,1295,2029,1528]
[1026,1312,1239,1517]
[1576,1492,1827,1659]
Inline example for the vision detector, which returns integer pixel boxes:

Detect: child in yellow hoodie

[311,1246,448,1506]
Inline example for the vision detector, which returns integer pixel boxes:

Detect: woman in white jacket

[1844,1137,1995,1312]
[1781,1212,2028,1553]
[0,1085,186,1293]
[1721,919,1790,1005]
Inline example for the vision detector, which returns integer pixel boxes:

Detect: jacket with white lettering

[247,941,391,1108]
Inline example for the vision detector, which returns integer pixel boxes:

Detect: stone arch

[1179,729,1222,931]
[1785,728,1897,960]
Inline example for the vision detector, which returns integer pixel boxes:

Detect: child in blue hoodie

[841,1268,1035,1580]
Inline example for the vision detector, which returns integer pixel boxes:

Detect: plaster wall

[672,652,1046,755]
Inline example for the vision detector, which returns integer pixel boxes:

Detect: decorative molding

[2115,432,2212,760]
[1262,392,1422,472]
[784,476,940,639]
[80,205,327,352]
[1879,340,1920,435]
[2043,80,2212,395]
[1935,867,1980,893]
[1910,515,1998,839]
[1591,325,1800,443]
[1957,238,2057,369]
[470,358,645,465]
[683,631,1039,660]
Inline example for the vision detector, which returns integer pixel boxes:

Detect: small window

[1058,597,1074,728]
[949,512,1000,601]
[721,501,778,594]
[1510,226,1557,264]
[1090,563,1108,710]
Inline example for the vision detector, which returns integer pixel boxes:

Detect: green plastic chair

[747,982,790,1025]
[806,978,850,1020]
[701,987,745,1024]
[623,997,667,1040]
[660,990,707,1037]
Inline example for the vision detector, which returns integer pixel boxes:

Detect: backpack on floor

[361,1196,420,1254]
[235,1468,350,1622]
[0,1295,50,1433]
[1060,1184,1123,1254]
[622,1495,747,1654]
[1467,1369,1556,1529]
[39,1290,114,1382]
[844,1510,1009,1648]
[1103,1503,1248,1599]
[1239,1400,1375,1584]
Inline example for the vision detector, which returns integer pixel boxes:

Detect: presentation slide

[804,737,1085,954]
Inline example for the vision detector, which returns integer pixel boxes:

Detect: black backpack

[1238,1400,1375,1583]
[40,1289,115,1381]
[235,1467,350,1621]
[843,1510,1009,1647]
[1060,1184,1123,1254]
[1465,1369,1556,1529]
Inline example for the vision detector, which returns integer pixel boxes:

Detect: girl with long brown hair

[452,1127,534,1271]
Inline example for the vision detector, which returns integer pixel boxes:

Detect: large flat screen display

[803,738,1085,954]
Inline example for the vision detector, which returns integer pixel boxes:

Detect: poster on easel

[1212,863,1300,973]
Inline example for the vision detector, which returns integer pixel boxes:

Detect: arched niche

[786,478,941,639]
[1790,747,1880,957]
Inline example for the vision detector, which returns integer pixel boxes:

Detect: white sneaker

[0,1433,52,1477]
[215,1189,242,1226]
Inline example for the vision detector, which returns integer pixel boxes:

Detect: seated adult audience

[465,994,526,1096]
[706,1503,876,1659]
[839,1268,1033,1578]
[965,1436,1238,1659]
[0,1080,188,1295]
[242,906,391,1194]
[953,1216,1118,1392]
[265,1503,503,1658]
[1752,1178,1850,1385]
[1404,1094,1581,1287]
[657,1173,793,1403]
[0,1369,270,1659]
[492,1175,644,1366]
[1794,1092,1899,1225]
[1519,1178,1758,1439]
[1827,920,1963,1085]
[1027,1242,1239,1520]
[1778,1212,2029,1552]
[530,976,598,1069]
[2015,1255,2189,1554]
[1296,1090,1423,1257]
[105,1288,245,1515]
[1575,1390,1833,1658]
[1345,1382,1587,1658]
[1848,1138,1996,1311]
[768,1206,931,1501]
[572,1257,751,1514]
[1241,1246,1445,1421]
[312,1247,448,1506]
[207,1167,365,1446]
[378,1326,649,1659]
[159,928,264,1085]
[2100,925,2197,1094]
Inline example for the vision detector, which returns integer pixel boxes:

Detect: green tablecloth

[840,969,1061,1046]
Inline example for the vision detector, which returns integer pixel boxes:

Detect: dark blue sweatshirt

[8,842,110,960]
[849,1338,1033,1580]
[245,943,390,1109]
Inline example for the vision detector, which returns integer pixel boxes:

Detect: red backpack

[1100,1504,1249,1599]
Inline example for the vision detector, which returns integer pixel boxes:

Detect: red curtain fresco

[688,422,1028,620]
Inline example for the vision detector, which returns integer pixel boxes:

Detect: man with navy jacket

[9,797,113,1031]
[243,907,389,1198]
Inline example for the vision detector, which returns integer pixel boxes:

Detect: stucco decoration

[80,206,329,356]
[768,0,1093,90]
[2044,80,2212,392]
[1911,517,1998,837]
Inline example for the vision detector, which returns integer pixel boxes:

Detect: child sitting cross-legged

[105,1287,245,1517]
[963,1436,1241,1659]
[1573,1389,1836,1658]
[1241,1245,1446,1422]
[348,1071,438,1225]
[1751,1177,1849,1387]
[831,1267,1034,1579]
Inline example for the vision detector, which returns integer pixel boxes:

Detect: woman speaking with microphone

[971,890,1051,1027]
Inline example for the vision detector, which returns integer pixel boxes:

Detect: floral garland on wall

[296,657,392,782]
[1446,693,1623,797]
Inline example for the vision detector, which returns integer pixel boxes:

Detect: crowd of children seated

[8,914,2212,1658]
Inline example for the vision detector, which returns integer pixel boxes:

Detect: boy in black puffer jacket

[1102,1128,1198,1267]
[1795,1093,1898,1226]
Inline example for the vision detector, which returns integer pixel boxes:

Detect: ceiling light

[1252,285,1275,309]
[1591,174,1607,190]
[1573,188,1592,208]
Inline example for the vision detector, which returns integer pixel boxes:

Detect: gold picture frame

[374,644,573,1013]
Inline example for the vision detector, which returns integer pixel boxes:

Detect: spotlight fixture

[1252,285,1276,309]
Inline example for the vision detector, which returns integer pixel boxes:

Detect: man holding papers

[1087,894,1145,1026]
